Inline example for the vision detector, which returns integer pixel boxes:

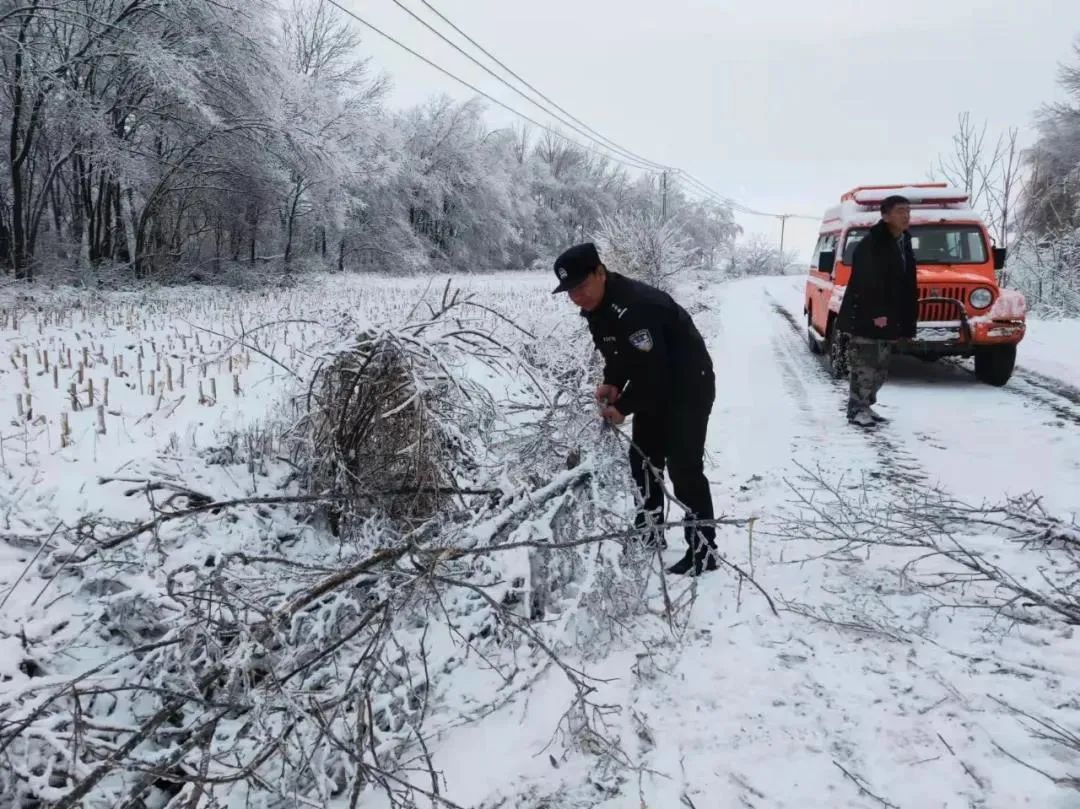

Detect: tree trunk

[214,219,222,274]
[337,236,345,272]
[8,13,37,281]
[283,184,302,270]
[0,216,11,270]
[50,179,64,258]
[249,205,259,264]
[71,161,85,266]
[113,181,130,263]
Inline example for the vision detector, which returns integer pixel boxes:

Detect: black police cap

[552,242,601,294]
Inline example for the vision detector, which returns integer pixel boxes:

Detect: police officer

[552,242,718,576]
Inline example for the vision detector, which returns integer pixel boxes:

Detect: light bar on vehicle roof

[849,186,970,207]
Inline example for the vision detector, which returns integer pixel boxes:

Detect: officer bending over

[552,242,718,576]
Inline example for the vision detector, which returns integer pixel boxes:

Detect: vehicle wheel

[825,326,849,380]
[807,314,822,355]
[974,344,1017,387]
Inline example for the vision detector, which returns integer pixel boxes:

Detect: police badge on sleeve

[629,329,653,352]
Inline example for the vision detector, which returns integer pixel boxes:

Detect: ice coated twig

[778,463,1080,625]
[832,760,900,809]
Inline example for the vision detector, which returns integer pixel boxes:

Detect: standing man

[552,242,718,576]
[835,195,919,428]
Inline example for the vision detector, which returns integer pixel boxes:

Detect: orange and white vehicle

[804,183,1027,386]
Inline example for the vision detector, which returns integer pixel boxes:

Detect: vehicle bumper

[895,319,1025,355]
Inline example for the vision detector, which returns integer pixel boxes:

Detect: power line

[385,0,663,170]
[677,170,816,220]
[322,0,658,172]
[328,0,817,221]
[676,172,767,216]
[415,0,669,173]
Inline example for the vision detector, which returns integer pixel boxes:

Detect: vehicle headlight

[970,288,994,309]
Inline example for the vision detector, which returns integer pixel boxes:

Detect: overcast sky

[343,0,1080,260]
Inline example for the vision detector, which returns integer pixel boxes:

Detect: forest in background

[0,1,1078,313]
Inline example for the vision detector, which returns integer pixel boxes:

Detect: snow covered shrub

[1005,231,1080,317]
[595,212,697,291]
[727,234,798,277]
[296,315,494,532]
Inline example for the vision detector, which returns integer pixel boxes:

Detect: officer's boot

[667,533,718,576]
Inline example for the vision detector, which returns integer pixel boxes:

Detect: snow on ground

[1011,317,1080,393]
[766,275,1080,515]
[2,272,1079,808]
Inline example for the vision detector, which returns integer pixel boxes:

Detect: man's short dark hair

[881,195,910,215]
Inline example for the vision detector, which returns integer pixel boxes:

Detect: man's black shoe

[667,543,719,576]
[848,410,876,429]
[667,548,695,575]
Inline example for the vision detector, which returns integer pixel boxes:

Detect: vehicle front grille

[918,287,967,322]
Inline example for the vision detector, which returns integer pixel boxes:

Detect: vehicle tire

[807,314,822,355]
[825,325,849,380]
[974,344,1017,387]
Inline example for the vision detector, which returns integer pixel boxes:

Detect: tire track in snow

[605,278,1074,809]
[930,357,1080,427]
[766,295,928,488]
[1000,369,1080,427]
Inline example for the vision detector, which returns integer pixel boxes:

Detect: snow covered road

[636,275,1080,809]
[736,276,1080,517]
[429,275,1080,809]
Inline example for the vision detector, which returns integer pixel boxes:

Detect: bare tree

[932,112,1023,246]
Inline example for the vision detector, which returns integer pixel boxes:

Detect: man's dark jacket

[836,220,919,340]
[584,272,713,416]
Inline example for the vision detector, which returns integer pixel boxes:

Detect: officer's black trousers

[628,376,716,548]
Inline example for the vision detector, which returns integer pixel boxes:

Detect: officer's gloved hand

[600,405,625,426]
[595,383,620,404]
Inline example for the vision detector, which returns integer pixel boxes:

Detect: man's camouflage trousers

[847,336,893,418]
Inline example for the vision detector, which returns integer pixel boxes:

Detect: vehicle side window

[812,234,837,271]
[815,233,838,275]
[843,229,867,265]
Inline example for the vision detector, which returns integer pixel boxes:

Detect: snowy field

[1,272,1079,808]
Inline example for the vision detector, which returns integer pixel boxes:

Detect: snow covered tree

[1024,37,1080,238]
[672,198,741,271]
[595,211,697,290]
[275,0,388,270]
[728,234,796,277]
[0,0,736,282]
[1004,36,1080,314]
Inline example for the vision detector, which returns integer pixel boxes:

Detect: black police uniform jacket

[584,272,713,417]
[836,220,919,341]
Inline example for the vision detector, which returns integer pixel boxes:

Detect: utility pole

[661,170,668,221]
[778,214,790,255]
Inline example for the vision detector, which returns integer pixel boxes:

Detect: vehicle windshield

[842,225,988,265]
